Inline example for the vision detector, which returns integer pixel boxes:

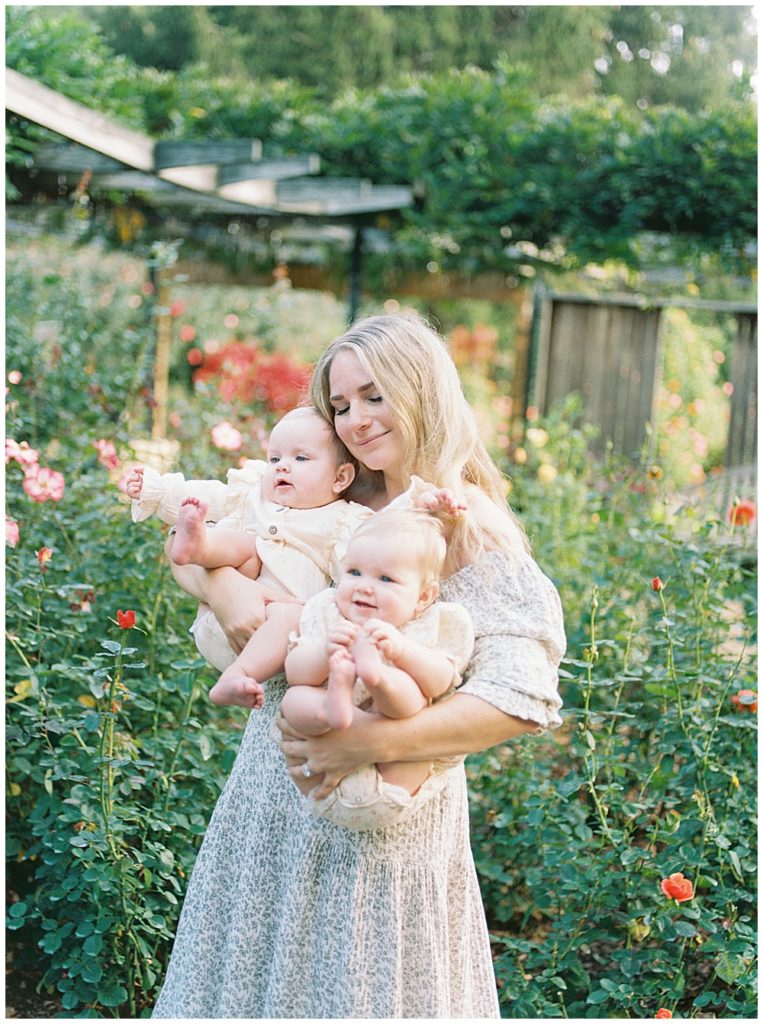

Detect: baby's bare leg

[279,685,335,736]
[281,647,357,732]
[209,602,302,708]
[171,499,261,575]
[352,636,428,719]
[376,758,434,796]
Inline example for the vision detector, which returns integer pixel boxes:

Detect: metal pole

[348,225,364,324]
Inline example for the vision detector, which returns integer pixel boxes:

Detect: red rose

[117,609,136,629]
[660,872,694,903]
[651,577,664,591]
[655,1010,672,1019]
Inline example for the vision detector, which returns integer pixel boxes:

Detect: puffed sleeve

[441,552,565,732]
[435,602,475,676]
[327,501,375,582]
[291,588,338,649]
[130,466,231,526]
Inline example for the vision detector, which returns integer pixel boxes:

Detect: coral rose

[36,546,53,571]
[655,1010,672,1019]
[731,689,757,713]
[660,872,694,902]
[728,499,756,527]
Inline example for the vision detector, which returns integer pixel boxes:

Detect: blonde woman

[152,314,565,1019]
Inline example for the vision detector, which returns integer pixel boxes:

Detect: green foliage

[468,398,757,1017]
[6,9,757,277]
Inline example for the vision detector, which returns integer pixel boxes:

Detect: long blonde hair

[310,313,529,567]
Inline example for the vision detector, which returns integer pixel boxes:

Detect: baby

[280,507,474,830]
[127,407,373,705]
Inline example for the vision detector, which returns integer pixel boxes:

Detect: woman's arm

[279,691,539,799]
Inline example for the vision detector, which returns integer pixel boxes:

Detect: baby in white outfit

[282,506,474,830]
[127,407,373,706]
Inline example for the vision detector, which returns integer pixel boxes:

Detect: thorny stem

[581,588,615,844]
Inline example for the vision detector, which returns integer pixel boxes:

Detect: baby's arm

[125,467,144,500]
[359,619,455,710]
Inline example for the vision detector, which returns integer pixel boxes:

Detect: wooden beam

[153,139,263,168]
[6,67,154,171]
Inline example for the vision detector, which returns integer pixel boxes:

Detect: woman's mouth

[355,431,389,448]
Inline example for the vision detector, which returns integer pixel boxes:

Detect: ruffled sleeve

[130,467,230,526]
[440,552,565,732]
[292,588,338,648]
[435,602,475,677]
[327,501,376,582]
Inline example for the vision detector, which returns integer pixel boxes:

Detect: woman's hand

[275,712,374,800]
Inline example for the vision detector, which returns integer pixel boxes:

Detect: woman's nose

[347,402,370,430]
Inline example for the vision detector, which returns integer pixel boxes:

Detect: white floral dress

[152,550,565,1019]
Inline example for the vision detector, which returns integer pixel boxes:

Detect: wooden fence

[529,291,757,466]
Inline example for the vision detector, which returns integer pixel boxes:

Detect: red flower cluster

[117,609,136,629]
[193,342,310,412]
[660,872,694,903]
[731,689,757,713]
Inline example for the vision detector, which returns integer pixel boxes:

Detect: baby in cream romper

[127,408,373,705]
[282,506,474,830]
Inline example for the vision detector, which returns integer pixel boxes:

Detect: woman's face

[327,348,403,476]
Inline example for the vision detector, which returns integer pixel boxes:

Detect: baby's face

[335,533,428,628]
[263,414,343,510]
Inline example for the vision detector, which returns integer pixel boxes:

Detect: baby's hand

[328,621,360,656]
[415,487,467,518]
[125,466,144,500]
[362,619,407,663]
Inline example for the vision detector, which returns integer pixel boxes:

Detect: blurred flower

[526,427,549,448]
[93,438,120,470]
[224,313,240,329]
[536,463,557,484]
[170,301,185,317]
[722,381,734,397]
[117,609,136,629]
[8,370,22,385]
[179,324,196,343]
[193,342,310,413]
[6,438,39,467]
[127,294,142,309]
[36,546,53,571]
[211,421,243,452]
[23,466,65,503]
[140,281,155,296]
[728,499,756,527]
[169,412,182,429]
[187,347,203,367]
[70,590,95,613]
[647,465,663,480]
[655,1010,672,1019]
[731,689,757,713]
[660,872,694,902]
[6,519,20,547]
[512,446,528,465]
[651,577,664,592]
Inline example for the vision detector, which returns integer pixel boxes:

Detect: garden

[5,225,757,1019]
[5,5,758,1019]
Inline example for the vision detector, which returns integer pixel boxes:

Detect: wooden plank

[727,314,758,466]
[529,293,554,414]
[218,156,321,185]
[547,289,757,315]
[6,67,154,171]
[153,139,263,168]
[32,142,129,174]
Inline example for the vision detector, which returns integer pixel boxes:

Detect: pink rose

[6,439,39,467]
[211,421,243,452]
[93,439,120,470]
[6,519,20,547]
[23,465,65,503]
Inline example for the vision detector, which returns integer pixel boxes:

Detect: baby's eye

[295,455,308,462]
[268,456,280,463]
[347,568,361,577]
[379,574,394,583]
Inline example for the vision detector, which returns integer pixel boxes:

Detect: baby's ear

[415,579,440,615]
[333,462,356,494]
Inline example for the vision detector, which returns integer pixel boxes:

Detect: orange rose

[660,872,694,903]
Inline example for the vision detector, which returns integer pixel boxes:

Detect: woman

[152,313,564,1019]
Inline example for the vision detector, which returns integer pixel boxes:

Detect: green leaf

[100,640,122,655]
[674,920,697,937]
[8,901,27,918]
[83,934,103,956]
[199,733,213,761]
[586,989,609,1004]
[98,984,129,1007]
[715,952,745,984]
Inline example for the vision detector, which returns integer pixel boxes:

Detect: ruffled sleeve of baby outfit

[130,466,232,525]
[434,601,475,679]
[440,550,566,733]
[326,500,376,582]
[221,460,268,532]
[290,587,338,650]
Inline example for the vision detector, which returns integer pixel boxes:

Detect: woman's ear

[415,580,440,614]
[333,462,356,494]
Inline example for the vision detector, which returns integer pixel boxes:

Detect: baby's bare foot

[210,671,265,710]
[172,497,209,565]
[325,648,357,730]
[352,635,383,689]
